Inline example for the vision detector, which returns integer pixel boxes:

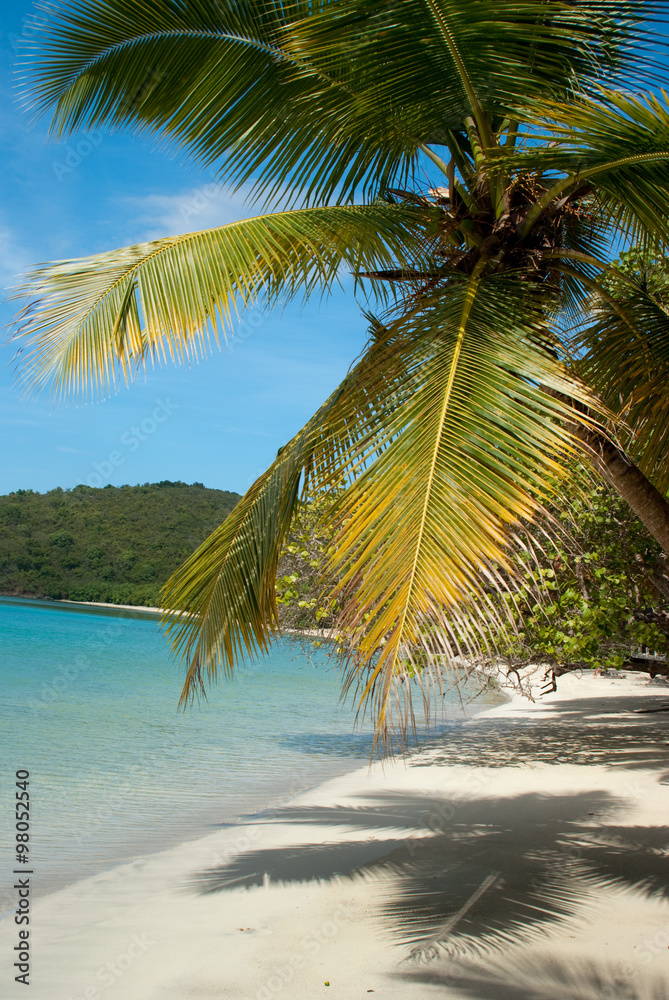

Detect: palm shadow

[277,695,669,770]
[410,696,669,772]
[395,953,669,1000]
[188,687,669,975]
[187,788,669,961]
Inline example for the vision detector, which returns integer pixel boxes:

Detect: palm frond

[511,91,669,244]
[162,273,602,736]
[11,203,429,398]
[577,280,669,491]
[317,276,601,738]
[21,1,669,204]
[162,451,302,704]
[162,306,423,704]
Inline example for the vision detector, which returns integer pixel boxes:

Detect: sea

[0,596,499,904]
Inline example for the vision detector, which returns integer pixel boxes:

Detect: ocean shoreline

[0,593,166,617]
[2,666,668,998]
[59,597,165,614]
[0,595,343,636]
[0,594,502,907]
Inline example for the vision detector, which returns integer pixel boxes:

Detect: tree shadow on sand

[395,953,669,1000]
[408,696,669,772]
[188,690,669,995]
[278,694,669,771]
[187,788,669,962]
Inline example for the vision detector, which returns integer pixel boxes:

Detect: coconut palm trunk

[11,0,669,738]
[578,429,669,555]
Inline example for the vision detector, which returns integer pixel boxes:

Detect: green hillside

[0,481,240,607]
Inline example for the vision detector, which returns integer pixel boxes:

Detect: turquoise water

[0,597,496,902]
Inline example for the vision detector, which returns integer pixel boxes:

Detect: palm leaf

[162,452,303,703]
[511,91,669,244]
[577,279,669,491]
[11,203,429,398]
[162,275,601,736]
[162,309,425,703]
[315,276,601,738]
[22,1,668,204]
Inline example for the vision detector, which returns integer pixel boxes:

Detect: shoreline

[59,597,166,614]
[2,668,668,998]
[1,595,349,642]
[1,596,342,633]
[0,593,165,615]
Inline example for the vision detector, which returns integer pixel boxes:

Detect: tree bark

[575,425,669,556]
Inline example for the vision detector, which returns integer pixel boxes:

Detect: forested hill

[0,482,241,607]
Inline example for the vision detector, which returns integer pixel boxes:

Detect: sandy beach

[2,667,668,999]
[60,599,165,615]
[58,600,335,637]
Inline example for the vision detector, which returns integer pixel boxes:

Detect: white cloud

[123,181,288,241]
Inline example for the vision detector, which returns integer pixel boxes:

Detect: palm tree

[12,0,669,739]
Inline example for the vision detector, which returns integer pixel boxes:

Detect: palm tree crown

[12,0,669,741]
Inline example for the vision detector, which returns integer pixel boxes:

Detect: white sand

[59,599,164,614]
[2,669,669,999]
[57,602,334,635]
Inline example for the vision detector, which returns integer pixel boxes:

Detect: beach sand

[60,599,165,614]
[2,668,668,999]
[59,600,334,637]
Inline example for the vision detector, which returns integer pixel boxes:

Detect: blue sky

[0,0,371,496]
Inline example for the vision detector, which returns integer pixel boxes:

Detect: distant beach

[7,596,339,637]
[60,598,165,614]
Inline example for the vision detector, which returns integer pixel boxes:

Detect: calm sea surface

[0,596,498,902]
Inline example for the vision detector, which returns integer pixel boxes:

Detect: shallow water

[0,596,500,902]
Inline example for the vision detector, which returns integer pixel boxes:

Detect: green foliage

[275,494,340,630]
[599,247,669,302]
[502,474,668,668]
[0,482,240,606]
[280,476,668,669]
[14,204,429,400]
[577,244,669,494]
